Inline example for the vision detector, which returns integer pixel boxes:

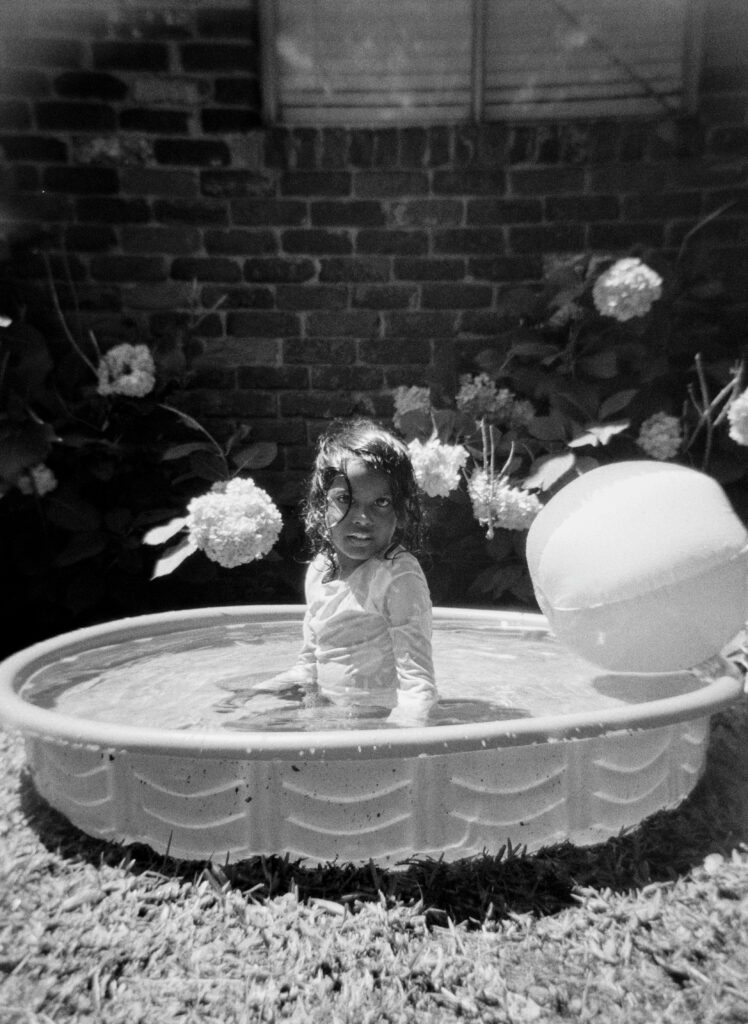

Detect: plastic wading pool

[0,606,742,868]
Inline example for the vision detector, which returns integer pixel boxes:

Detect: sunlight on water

[20,619,703,733]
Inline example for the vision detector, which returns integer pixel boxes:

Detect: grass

[1,694,747,1023]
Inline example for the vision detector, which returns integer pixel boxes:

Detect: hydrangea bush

[391,222,748,607]
[0,270,289,653]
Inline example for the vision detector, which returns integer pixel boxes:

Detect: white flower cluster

[97,343,156,398]
[592,258,663,322]
[636,412,682,460]
[186,477,283,568]
[407,437,468,498]
[727,389,748,447]
[456,374,535,428]
[16,463,57,497]
[467,471,541,531]
[392,385,431,429]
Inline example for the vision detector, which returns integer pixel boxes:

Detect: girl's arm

[384,565,437,723]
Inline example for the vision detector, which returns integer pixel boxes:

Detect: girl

[261,418,437,724]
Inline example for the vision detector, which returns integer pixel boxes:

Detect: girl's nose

[351,502,371,523]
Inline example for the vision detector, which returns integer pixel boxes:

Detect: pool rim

[0,605,742,761]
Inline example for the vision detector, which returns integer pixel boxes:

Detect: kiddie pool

[0,606,742,867]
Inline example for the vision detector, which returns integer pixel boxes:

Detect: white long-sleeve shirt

[295,549,437,716]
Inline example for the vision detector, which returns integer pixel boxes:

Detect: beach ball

[526,461,748,672]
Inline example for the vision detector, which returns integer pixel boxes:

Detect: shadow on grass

[17,700,748,927]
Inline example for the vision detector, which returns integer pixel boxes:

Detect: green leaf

[579,349,618,379]
[45,494,102,531]
[598,390,637,420]
[151,537,198,579]
[526,413,569,442]
[508,341,560,362]
[0,420,55,482]
[524,452,577,491]
[231,441,278,471]
[161,442,216,461]
[142,516,188,546]
[54,531,109,567]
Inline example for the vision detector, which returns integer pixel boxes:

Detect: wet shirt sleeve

[384,562,437,714]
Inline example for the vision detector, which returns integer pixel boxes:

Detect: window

[259,0,704,125]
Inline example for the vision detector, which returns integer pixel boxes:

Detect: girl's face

[325,459,399,577]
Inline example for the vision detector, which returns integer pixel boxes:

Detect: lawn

[1,694,747,1023]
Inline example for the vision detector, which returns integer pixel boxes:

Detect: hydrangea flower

[97,343,156,398]
[467,471,541,531]
[727,389,748,447]
[16,463,57,497]
[592,258,663,322]
[456,374,535,427]
[186,477,283,568]
[392,385,431,429]
[407,437,468,498]
[636,412,682,460]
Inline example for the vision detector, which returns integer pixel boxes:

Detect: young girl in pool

[261,418,437,724]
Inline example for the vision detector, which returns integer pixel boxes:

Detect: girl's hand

[252,666,313,694]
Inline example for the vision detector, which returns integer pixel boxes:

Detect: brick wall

[1,0,747,498]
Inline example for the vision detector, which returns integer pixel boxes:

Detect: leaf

[598,389,637,420]
[161,442,216,461]
[578,349,619,379]
[508,341,560,362]
[45,494,102,531]
[54,531,109,567]
[526,413,569,441]
[568,421,629,448]
[524,452,577,491]
[142,516,188,546]
[150,537,198,579]
[0,419,55,482]
[189,449,227,481]
[231,441,278,471]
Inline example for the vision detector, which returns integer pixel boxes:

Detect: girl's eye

[374,496,392,508]
[328,491,350,507]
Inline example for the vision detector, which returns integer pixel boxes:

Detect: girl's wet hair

[303,417,425,577]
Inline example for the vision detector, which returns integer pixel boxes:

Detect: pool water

[21,617,704,733]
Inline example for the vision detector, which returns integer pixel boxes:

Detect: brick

[37,8,108,36]
[390,199,463,228]
[36,101,116,131]
[587,164,666,192]
[198,390,278,418]
[354,171,429,198]
[348,130,376,168]
[545,195,621,221]
[154,138,231,167]
[90,255,168,282]
[120,108,189,133]
[276,285,348,311]
[214,77,261,106]
[133,76,209,106]
[357,230,428,256]
[227,311,301,337]
[284,338,356,364]
[64,224,117,251]
[232,199,306,226]
[352,285,417,309]
[171,257,242,283]
[382,312,455,340]
[237,366,308,390]
[587,222,665,249]
[433,229,506,255]
[311,201,385,228]
[282,229,352,255]
[393,258,464,281]
[180,43,254,72]
[7,165,38,191]
[710,126,748,156]
[509,167,585,195]
[3,37,83,68]
[76,197,150,223]
[43,166,119,194]
[93,42,169,72]
[665,217,742,249]
[359,337,431,363]
[700,66,748,93]
[244,258,316,284]
[150,311,222,340]
[621,192,702,219]
[432,169,506,195]
[306,311,379,337]
[196,336,281,369]
[468,255,543,282]
[201,169,274,197]
[153,199,229,225]
[509,225,586,253]
[311,366,384,390]
[0,101,30,129]
[281,171,352,197]
[56,283,121,312]
[426,126,452,167]
[14,250,84,280]
[0,69,49,97]
[201,285,274,309]
[205,228,277,256]
[202,108,262,133]
[54,71,127,101]
[319,128,349,168]
[467,199,542,225]
[319,257,390,283]
[121,225,200,254]
[279,392,359,419]
[124,282,196,310]
[421,283,492,309]
[121,167,198,198]
[3,193,72,222]
[0,135,67,161]
[400,127,428,168]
